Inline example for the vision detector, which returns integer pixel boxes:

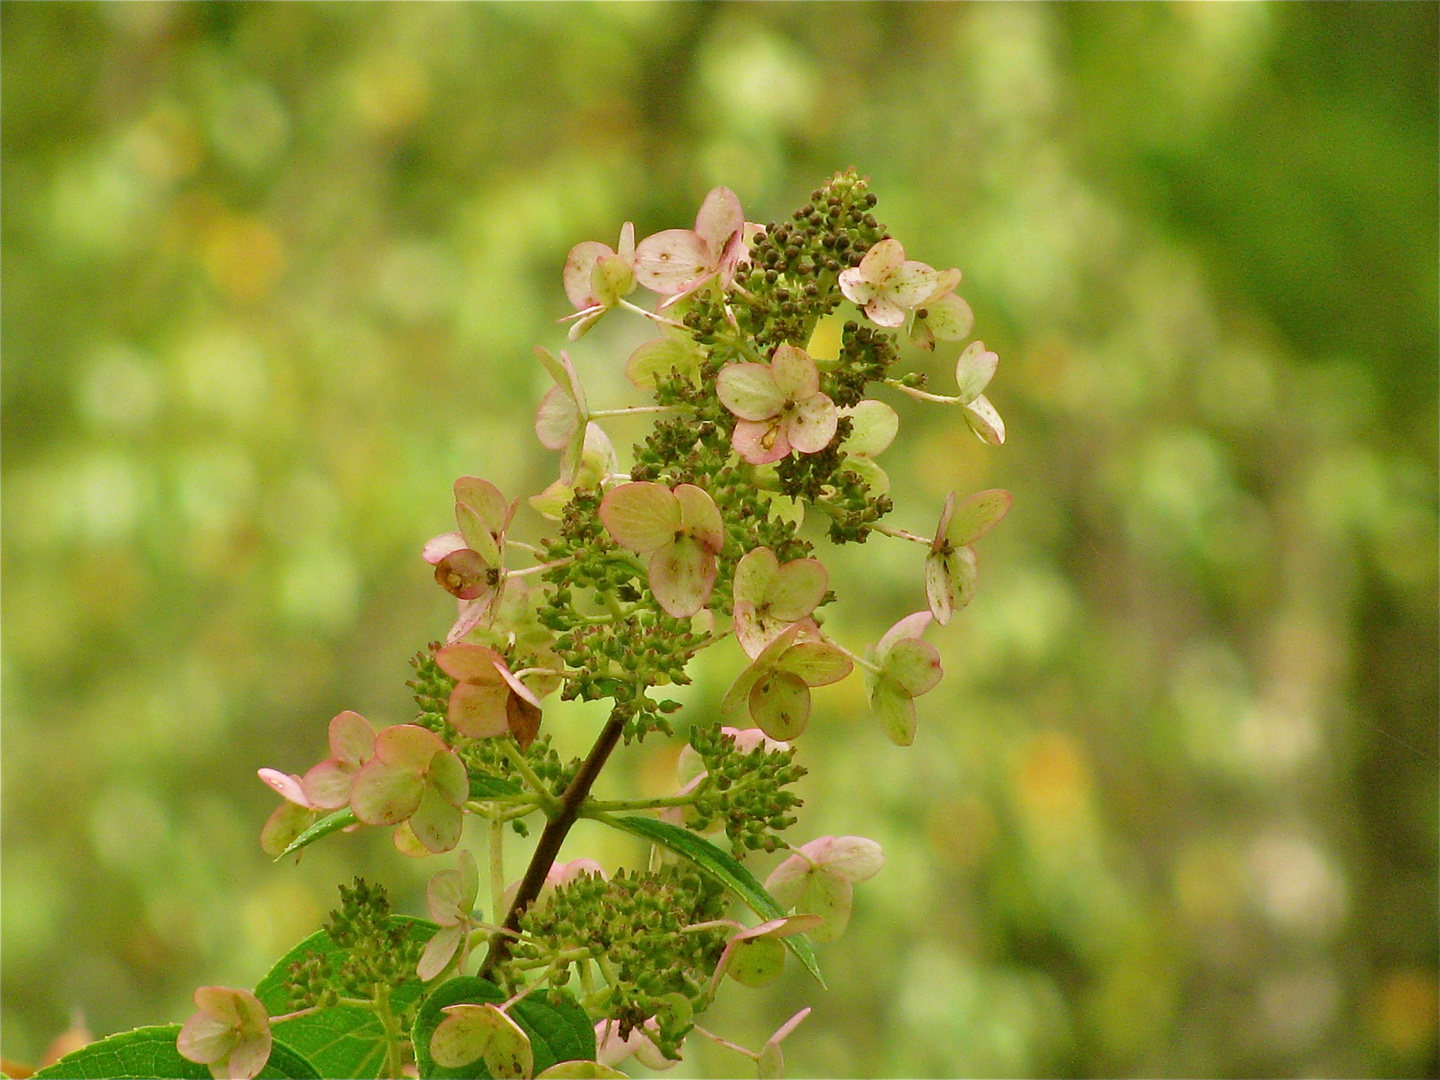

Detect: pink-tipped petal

[857,238,904,281]
[784,393,838,454]
[599,482,681,553]
[350,759,425,826]
[732,418,790,465]
[374,724,447,770]
[694,186,744,255]
[716,362,786,421]
[423,531,468,565]
[258,769,309,808]
[632,229,713,294]
[563,240,612,310]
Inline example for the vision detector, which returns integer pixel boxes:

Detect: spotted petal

[647,534,717,618]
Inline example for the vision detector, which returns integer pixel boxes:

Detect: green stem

[373,986,403,1079]
[500,740,562,814]
[590,405,677,419]
[489,813,506,929]
[884,378,963,405]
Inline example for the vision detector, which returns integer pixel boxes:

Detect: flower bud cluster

[285,879,422,1013]
[511,866,729,1061]
[684,724,807,856]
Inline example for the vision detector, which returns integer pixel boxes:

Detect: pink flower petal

[716,362,786,421]
[863,294,908,328]
[301,758,360,810]
[258,768,310,807]
[693,186,744,256]
[563,240,612,310]
[876,611,934,657]
[632,229,713,294]
[448,680,511,739]
[328,710,375,767]
[374,724,447,770]
[768,345,818,401]
[731,418,791,465]
[674,483,724,552]
[599,482,681,553]
[647,535,717,617]
[748,669,811,740]
[435,642,508,684]
[857,237,904,282]
[423,531,467,565]
[946,488,1012,547]
[784,393,838,454]
[350,759,425,825]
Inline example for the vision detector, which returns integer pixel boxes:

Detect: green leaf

[254,917,438,1079]
[470,773,524,799]
[274,807,357,860]
[412,977,595,1079]
[33,1025,319,1079]
[602,814,825,986]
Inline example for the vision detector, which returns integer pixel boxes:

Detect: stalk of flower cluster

[477,706,631,976]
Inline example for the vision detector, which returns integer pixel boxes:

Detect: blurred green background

[3,3,1436,1077]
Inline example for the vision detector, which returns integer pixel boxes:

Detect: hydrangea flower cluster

[162,172,1011,1080]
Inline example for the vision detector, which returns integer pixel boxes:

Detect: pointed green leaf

[601,815,824,986]
[34,1026,319,1079]
[275,807,357,861]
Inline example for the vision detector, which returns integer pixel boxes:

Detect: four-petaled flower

[925,488,1011,625]
[731,546,828,658]
[423,476,517,643]
[839,238,955,329]
[418,849,481,981]
[716,345,838,465]
[763,835,885,942]
[632,186,750,306]
[177,986,272,1080]
[599,481,725,617]
[721,620,853,740]
[560,223,636,340]
[865,611,944,746]
[349,724,468,854]
[434,642,546,748]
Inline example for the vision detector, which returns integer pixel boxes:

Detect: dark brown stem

[478,706,629,978]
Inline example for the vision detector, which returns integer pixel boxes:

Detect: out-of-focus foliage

[3,3,1435,1077]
